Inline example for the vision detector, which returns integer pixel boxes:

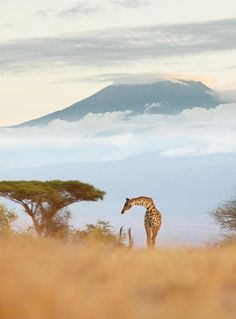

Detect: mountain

[17,80,219,127]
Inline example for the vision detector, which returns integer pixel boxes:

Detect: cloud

[220,64,236,70]
[36,0,151,19]
[112,0,151,8]
[56,72,210,86]
[216,88,236,103]
[144,102,164,112]
[60,3,102,18]
[0,18,236,72]
[36,9,59,19]
[37,2,103,19]
[0,103,235,169]
[54,72,173,85]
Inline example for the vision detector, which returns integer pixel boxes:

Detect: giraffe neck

[130,197,154,211]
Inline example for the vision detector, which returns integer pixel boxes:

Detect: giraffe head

[121,198,132,214]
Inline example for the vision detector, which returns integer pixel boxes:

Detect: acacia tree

[0,180,105,237]
[209,194,236,239]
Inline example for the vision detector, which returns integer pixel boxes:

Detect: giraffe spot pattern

[145,210,161,228]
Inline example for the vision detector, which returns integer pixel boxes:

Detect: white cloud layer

[0,103,235,169]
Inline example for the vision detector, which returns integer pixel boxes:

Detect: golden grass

[0,236,235,319]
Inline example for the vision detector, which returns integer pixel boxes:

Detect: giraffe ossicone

[121,196,162,247]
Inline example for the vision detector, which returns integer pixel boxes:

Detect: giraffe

[121,196,161,248]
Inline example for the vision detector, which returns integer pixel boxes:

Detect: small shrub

[0,204,17,233]
[72,220,123,246]
[209,193,236,241]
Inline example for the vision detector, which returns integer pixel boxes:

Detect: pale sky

[0,0,236,126]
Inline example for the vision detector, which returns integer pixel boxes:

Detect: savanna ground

[0,235,235,319]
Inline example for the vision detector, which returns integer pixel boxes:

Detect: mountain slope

[17,80,219,127]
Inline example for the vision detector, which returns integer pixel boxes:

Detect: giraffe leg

[151,227,159,247]
[145,226,152,248]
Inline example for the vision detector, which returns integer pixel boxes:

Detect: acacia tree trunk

[31,215,44,237]
[24,206,53,237]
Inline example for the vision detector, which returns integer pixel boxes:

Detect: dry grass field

[0,235,235,319]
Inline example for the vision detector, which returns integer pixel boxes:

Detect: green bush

[0,204,17,233]
[210,194,236,240]
[73,220,122,245]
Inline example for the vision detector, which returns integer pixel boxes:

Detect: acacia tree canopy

[0,180,105,237]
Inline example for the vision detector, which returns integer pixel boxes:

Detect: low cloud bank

[0,103,235,169]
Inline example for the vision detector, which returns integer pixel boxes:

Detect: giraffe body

[121,196,161,247]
